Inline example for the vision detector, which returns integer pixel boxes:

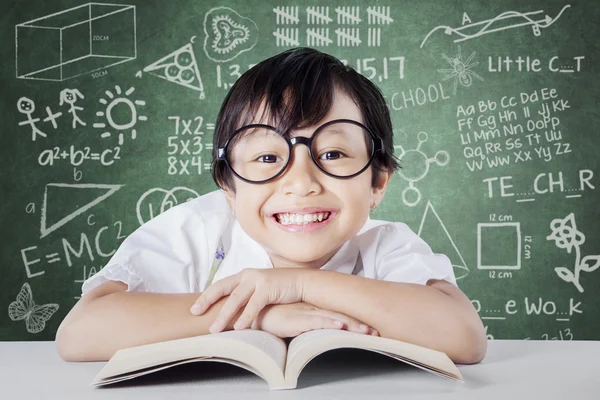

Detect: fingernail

[359,324,368,332]
[334,320,344,327]
[190,304,203,315]
[209,321,221,333]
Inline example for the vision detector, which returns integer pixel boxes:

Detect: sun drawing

[93,85,147,145]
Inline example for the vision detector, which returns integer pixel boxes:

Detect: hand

[190,268,307,333]
[252,302,380,338]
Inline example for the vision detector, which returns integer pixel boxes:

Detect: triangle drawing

[142,43,205,99]
[417,200,469,280]
[40,183,123,238]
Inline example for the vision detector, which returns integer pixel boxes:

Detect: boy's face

[224,90,392,269]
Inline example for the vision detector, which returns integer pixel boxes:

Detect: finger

[311,309,370,334]
[294,314,344,332]
[190,275,240,315]
[210,285,253,333]
[371,328,380,336]
[344,321,370,334]
[304,315,344,331]
[233,293,269,330]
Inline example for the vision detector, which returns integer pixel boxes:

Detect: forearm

[56,291,240,362]
[302,270,485,364]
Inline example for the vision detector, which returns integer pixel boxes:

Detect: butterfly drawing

[8,282,59,334]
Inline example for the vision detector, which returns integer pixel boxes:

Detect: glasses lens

[312,122,374,177]
[227,126,289,182]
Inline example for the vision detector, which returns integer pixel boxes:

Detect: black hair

[211,47,401,191]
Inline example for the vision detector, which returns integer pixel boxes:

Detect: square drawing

[477,222,521,270]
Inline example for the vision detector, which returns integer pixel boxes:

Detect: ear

[223,187,236,212]
[370,170,393,208]
[74,89,84,99]
[59,94,65,106]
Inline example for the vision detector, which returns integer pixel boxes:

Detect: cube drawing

[16,3,136,81]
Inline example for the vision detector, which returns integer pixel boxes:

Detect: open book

[91,329,464,390]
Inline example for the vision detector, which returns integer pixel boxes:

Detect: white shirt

[81,189,457,296]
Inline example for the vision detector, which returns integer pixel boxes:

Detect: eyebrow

[320,126,346,134]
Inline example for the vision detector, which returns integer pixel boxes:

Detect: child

[56,47,486,364]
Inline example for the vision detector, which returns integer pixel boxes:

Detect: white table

[0,340,598,399]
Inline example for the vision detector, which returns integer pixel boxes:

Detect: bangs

[227,53,346,138]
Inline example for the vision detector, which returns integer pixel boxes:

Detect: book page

[92,330,288,386]
[371,350,463,382]
[92,357,263,386]
[285,329,462,382]
[215,329,288,371]
[287,329,343,362]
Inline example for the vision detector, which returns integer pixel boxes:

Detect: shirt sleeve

[369,223,458,286]
[80,202,210,297]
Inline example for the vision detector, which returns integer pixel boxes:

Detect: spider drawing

[438,45,484,95]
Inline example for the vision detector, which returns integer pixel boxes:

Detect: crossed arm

[193,268,487,364]
[57,268,486,363]
[300,270,487,364]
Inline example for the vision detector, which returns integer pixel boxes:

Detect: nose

[278,142,322,196]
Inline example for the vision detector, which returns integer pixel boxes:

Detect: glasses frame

[217,118,384,184]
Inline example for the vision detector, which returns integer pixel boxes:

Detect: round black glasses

[216,119,384,184]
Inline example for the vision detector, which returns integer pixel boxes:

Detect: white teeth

[275,212,331,225]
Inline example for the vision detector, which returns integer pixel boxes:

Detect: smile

[274,212,331,225]
[270,211,336,233]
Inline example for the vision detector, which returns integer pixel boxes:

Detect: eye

[318,151,345,161]
[256,154,282,163]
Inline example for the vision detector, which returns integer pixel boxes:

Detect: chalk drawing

[16,3,136,81]
[420,5,571,48]
[8,282,59,334]
[394,131,450,207]
[59,88,86,128]
[17,97,47,141]
[139,42,205,99]
[277,6,393,47]
[367,6,393,25]
[203,7,257,62]
[40,183,122,238]
[43,106,62,129]
[477,222,522,270]
[418,201,469,280]
[547,213,599,293]
[136,187,200,225]
[306,6,331,24]
[93,85,147,145]
[335,27,361,46]
[336,6,361,24]
[438,45,483,95]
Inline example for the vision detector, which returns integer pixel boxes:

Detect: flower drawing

[547,213,599,293]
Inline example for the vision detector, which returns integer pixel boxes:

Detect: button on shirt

[81,189,457,296]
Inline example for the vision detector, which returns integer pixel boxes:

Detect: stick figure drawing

[17,97,47,141]
[59,88,86,129]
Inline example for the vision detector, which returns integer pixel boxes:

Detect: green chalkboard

[1,0,598,342]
